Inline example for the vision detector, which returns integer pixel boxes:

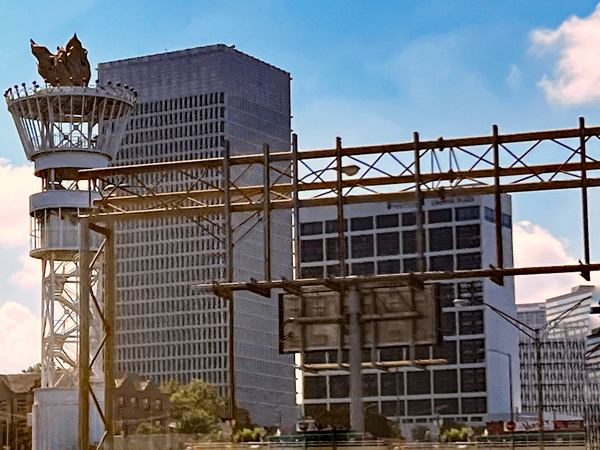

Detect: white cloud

[513,220,589,304]
[531,5,600,105]
[507,64,522,90]
[0,160,37,247]
[12,250,41,290]
[0,302,40,373]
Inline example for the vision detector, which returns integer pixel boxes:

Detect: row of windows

[304,366,486,400]
[130,107,224,131]
[304,338,485,367]
[304,396,487,418]
[118,298,225,317]
[125,120,224,145]
[116,396,163,412]
[117,254,224,273]
[300,207,482,236]
[300,225,480,262]
[135,93,225,116]
[300,252,482,278]
[118,339,226,360]
[118,135,225,164]
[117,324,226,345]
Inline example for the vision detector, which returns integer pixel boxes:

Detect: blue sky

[1,0,600,371]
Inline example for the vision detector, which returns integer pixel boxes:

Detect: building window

[326,237,348,260]
[402,211,424,227]
[382,400,405,417]
[351,235,374,258]
[460,339,485,364]
[407,399,431,416]
[458,281,483,305]
[363,373,378,397]
[329,375,349,398]
[301,239,323,263]
[0,401,7,412]
[439,283,456,308]
[441,311,456,336]
[428,208,452,224]
[461,397,487,414]
[130,397,138,409]
[143,398,151,410]
[351,216,373,231]
[117,396,125,408]
[435,398,459,415]
[433,369,458,394]
[456,224,480,249]
[381,371,404,396]
[300,266,323,279]
[502,213,512,228]
[377,232,400,256]
[352,262,375,276]
[300,222,323,236]
[433,340,457,364]
[457,252,481,270]
[376,214,399,229]
[484,207,495,223]
[304,351,327,364]
[459,310,484,335]
[407,371,430,395]
[325,219,347,234]
[429,227,453,252]
[155,399,163,411]
[326,264,348,277]
[461,368,486,392]
[430,255,454,271]
[380,346,404,362]
[304,404,327,418]
[402,230,417,254]
[455,206,480,221]
[304,377,327,399]
[378,259,400,275]
[403,258,418,272]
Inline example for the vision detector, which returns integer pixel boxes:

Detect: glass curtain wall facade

[98,45,296,425]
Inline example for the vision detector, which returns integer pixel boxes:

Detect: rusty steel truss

[78,117,600,442]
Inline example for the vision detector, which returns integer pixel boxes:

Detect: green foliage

[233,426,262,443]
[439,421,471,443]
[22,362,41,373]
[168,378,227,434]
[136,421,166,435]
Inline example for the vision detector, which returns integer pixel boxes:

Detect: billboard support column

[348,285,364,433]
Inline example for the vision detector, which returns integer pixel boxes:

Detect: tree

[168,378,227,434]
[22,362,41,373]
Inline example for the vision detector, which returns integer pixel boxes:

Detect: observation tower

[4,41,135,389]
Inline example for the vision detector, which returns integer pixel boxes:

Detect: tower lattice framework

[5,83,135,388]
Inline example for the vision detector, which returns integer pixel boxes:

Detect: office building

[518,286,596,418]
[298,195,519,438]
[98,45,296,425]
[516,302,546,332]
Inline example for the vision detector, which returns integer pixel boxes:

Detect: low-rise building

[0,373,41,450]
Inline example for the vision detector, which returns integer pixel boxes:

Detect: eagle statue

[30,34,91,87]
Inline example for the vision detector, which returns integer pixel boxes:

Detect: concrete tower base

[32,388,105,450]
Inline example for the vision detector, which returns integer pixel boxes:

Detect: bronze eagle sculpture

[30,34,91,87]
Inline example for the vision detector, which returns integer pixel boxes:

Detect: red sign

[506,420,516,432]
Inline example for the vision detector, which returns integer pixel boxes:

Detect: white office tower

[298,195,519,438]
[97,45,296,425]
[5,83,135,449]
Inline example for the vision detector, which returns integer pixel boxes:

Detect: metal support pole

[78,218,91,450]
[535,331,545,450]
[263,143,271,281]
[580,117,591,280]
[347,285,364,433]
[292,134,300,278]
[223,140,236,422]
[336,137,346,368]
[104,220,115,450]
[492,124,505,285]
[414,132,425,274]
